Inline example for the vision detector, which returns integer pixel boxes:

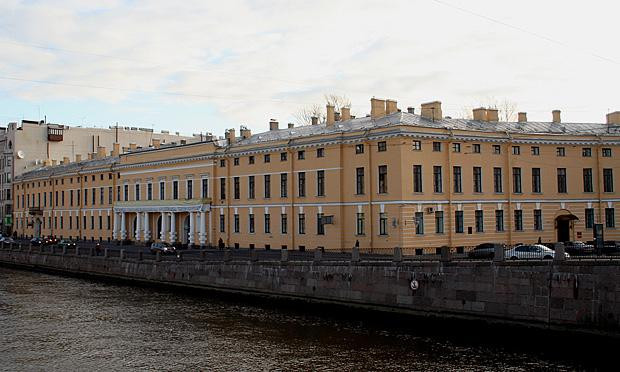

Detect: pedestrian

[537,236,542,244]
[354,239,360,248]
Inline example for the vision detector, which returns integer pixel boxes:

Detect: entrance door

[156,216,162,241]
[182,215,190,245]
[556,218,570,242]
[34,218,42,238]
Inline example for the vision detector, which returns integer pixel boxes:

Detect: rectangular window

[473,167,482,193]
[604,169,614,193]
[264,175,271,198]
[356,168,365,195]
[298,150,305,160]
[147,183,153,201]
[298,213,305,234]
[512,146,520,155]
[248,176,255,199]
[583,168,593,193]
[173,180,179,200]
[264,154,270,163]
[582,148,592,157]
[233,157,239,166]
[100,187,104,204]
[317,213,325,235]
[455,211,464,233]
[134,184,140,201]
[280,173,288,198]
[92,188,96,205]
[433,166,442,193]
[602,148,612,157]
[493,167,503,193]
[249,214,255,233]
[532,168,541,193]
[557,168,567,193]
[534,209,543,231]
[473,144,481,153]
[186,179,193,199]
[556,147,566,157]
[432,142,441,152]
[234,177,240,199]
[281,152,287,161]
[248,156,255,164]
[605,208,615,228]
[475,210,484,232]
[219,214,225,232]
[316,148,325,157]
[495,210,504,232]
[493,145,501,154]
[264,214,271,233]
[355,144,364,154]
[219,159,225,167]
[356,213,365,235]
[379,213,388,235]
[412,140,421,150]
[585,208,594,229]
[413,165,422,193]
[281,214,287,234]
[201,178,209,198]
[453,166,462,193]
[452,143,461,153]
[298,172,306,197]
[377,141,387,152]
[435,211,444,234]
[159,182,165,200]
[69,190,72,207]
[317,170,325,196]
[378,165,388,194]
[514,210,523,231]
[220,178,226,200]
[531,146,540,156]
[234,214,239,233]
[83,189,87,205]
[415,212,424,235]
[513,167,522,193]
[98,215,102,230]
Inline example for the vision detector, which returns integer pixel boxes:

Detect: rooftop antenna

[115,122,119,143]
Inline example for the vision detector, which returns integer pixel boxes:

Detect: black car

[58,240,77,249]
[467,243,506,259]
[30,237,44,246]
[564,241,594,256]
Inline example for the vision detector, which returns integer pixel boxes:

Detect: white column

[120,212,127,240]
[208,211,212,247]
[188,212,195,246]
[199,211,206,246]
[169,212,177,242]
[143,212,150,242]
[160,211,167,241]
[134,212,141,241]
[112,212,119,240]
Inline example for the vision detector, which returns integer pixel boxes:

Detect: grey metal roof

[236,112,620,146]
[17,156,118,181]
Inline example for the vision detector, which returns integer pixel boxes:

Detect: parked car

[564,241,594,255]
[30,237,44,246]
[57,239,77,249]
[505,244,570,260]
[0,237,15,244]
[467,243,506,259]
[150,242,176,255]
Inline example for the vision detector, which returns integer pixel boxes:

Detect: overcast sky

[0,0,618,136]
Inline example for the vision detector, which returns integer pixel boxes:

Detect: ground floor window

[606,208,615,228]
[379,213,387,235]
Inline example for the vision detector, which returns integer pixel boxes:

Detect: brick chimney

[487,108,499,122]
[420,101,442,121]
[473,108,488,121]
[152,138,161,149]
[111,143,120,156]
[97,146,106,159]
[334,112,341,122]
[552,110,561,123]
[240,126,252,139]
[75,154,82,162]
[607,111,620,125]
[269,119,279,131]
[129,143,137,151]
[370,98,386,119]
[326,104,335,126]
[311,116,318,126]
[225,128,236,144]
[52,159,57,166]
[287,123,294,128]
[386,99,398,115]
[518,112,527,122]
[407,107,415,114]
[341,107,351,121]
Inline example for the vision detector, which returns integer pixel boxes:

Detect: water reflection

[0,268,601,371]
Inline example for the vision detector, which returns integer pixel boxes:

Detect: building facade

[13,99,620,253]
[0,119,198,234]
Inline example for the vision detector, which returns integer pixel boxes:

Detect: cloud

[0,0,619,135]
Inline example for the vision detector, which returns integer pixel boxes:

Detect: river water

[0,267,608,371]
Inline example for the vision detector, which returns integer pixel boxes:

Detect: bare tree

[293,94,352,126]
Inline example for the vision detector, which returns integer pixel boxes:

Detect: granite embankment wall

[1,248,620,336]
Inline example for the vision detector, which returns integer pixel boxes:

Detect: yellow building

[13,99,620,253]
